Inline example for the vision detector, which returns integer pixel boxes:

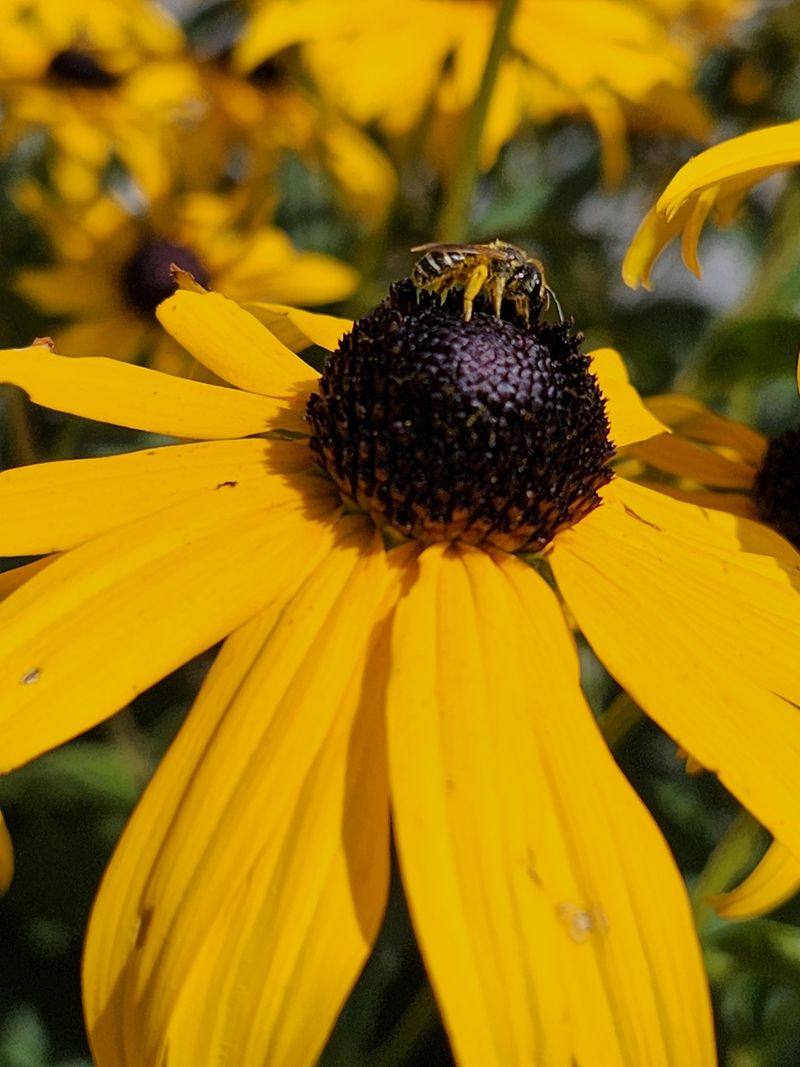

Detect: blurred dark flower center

[47,50,120,89]
[121,239,212,318]
[248,58,287,88]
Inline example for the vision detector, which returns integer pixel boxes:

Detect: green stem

[437,0,520,242]
[692,809,765,933]
[369,985,438,1067]
[105,709,154,789]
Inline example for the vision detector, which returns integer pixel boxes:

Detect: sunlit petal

[552,478,800,865]
[0,475,340,770]
[156,289,318,399]
[0,439,313,554]
[589,347,668,447]
[657,120,800,222]
[0,344,297,439]
[624,482,755,517]
[388,542,714,1067]
[679,186,718,276]
[621,201,694,290]
[85,522,405,1067]
[0,557,57,602]
[243,302,352,353]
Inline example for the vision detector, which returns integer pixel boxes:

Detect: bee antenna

[546,285,564,323]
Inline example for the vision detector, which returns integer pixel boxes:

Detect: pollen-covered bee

[411,239,562,324]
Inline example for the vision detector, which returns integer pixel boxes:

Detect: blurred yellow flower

[236,0,747,184]
[0,0,183,78]
[623,119,800,288]
[0,0,202,202]
[3,277,800,1064]
[0,0,396,219]
[175,58,397,226]
[15,189,358,373]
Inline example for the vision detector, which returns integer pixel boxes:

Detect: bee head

[510,262,544,297]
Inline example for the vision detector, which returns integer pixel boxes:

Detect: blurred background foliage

[1,1,800,1064]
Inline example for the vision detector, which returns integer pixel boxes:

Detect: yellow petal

[303,12,448,132]
[243,302,352,353]
[712,840,800,919]
[579,85,629,188]
[0,811,13,893]
[0,439,312,554]
[0,344,296,439]
[622,124,800,289]
[624,481,756,518]
[552,478,800,866]
[645,393,766,466]
[679,185,719,276]
[621,202,693,290]
[228,246,358,307]
[657,120,800,222]
[85,522,403,1067]
[387,542,714,1067]
[321,116,398,221]
[479,56,526,169]
[233,0,380,71]
[15,262,119,315]
[0,473,341,771]
[627,433,756,489]
[156,289,319,399]
[589,347,668,447]
[0,557,57,602]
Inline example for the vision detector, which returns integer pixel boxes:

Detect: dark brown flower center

[121,239,212,318]
[753,426,800,549]
[306,280,613,552]
[47,50,120,89]
[248,58,287,88]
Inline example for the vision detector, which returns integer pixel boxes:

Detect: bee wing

[410,242,515,261]
[410,242,468,254]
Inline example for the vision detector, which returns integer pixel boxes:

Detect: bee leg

[491,276,507,317]
[515,295,529,323]
[462,264,489,322]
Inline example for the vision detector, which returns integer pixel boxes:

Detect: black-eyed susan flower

[618,391,767,517]
[619,388,800,923]
[15,188,358,374]
[4,272,800,1065]
[621,389,800,548]
[235,0,746,186]
[0,0,200,203]
[174,57,397,228]
[623,119,800,288]
[0,0,183,79]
